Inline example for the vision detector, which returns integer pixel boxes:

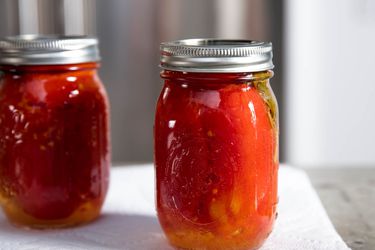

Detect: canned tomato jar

[0,35,110,228]
[154,39,278,249]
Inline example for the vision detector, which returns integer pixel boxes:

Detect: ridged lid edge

[160,39,273,73]
[0,35,100,65]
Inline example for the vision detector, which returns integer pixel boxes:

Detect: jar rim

[160,39,274,73]
[0,35,100,65]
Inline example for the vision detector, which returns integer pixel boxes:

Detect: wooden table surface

[307,168,375,250]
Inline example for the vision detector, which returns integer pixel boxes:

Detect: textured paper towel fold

[0,164,350,250]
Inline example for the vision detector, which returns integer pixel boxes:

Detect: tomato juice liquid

[155,70,278,249]
[0,63,110,228]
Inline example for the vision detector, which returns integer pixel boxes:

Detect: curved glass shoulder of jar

[160,70,278,130]
[0,62,100,71]
[0,63,105,106]
[160,69,273,83]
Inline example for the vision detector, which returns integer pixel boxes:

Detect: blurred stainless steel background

[0,0,283,164]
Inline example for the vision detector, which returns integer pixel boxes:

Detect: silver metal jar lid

[160,39,273,73]
[0,35,100,65]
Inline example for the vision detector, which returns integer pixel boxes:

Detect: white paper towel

[0,164,350,250]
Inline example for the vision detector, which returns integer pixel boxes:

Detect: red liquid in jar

[155,70,278,249]
[0,63,110,228]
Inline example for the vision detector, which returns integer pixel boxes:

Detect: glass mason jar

[155,39,279,250]
[0,35,110,228]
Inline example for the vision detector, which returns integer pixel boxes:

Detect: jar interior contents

[155,70,278,250]
[0,63,110,228]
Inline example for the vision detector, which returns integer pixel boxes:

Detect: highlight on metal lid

[0,35,100,65]
[160,38,274,73]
